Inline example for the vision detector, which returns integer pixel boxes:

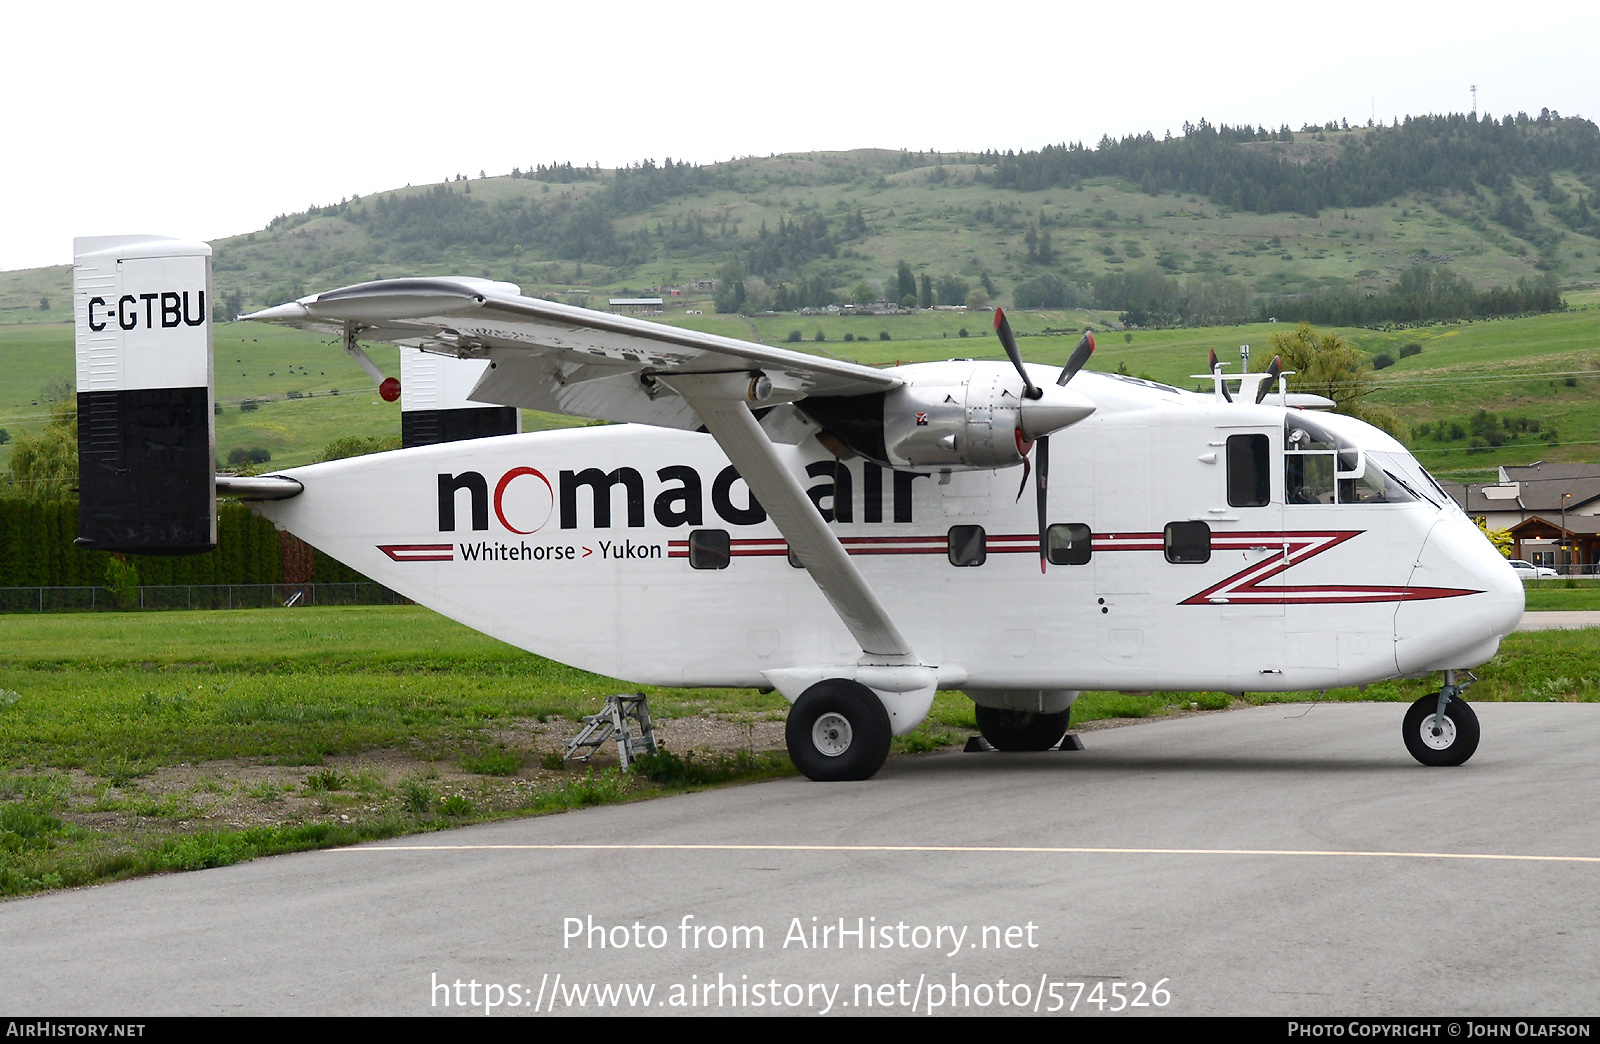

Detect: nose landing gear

[1402,671,1480,767]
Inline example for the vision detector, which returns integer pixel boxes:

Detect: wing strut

[662,373,915,661]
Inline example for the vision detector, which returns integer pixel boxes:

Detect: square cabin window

[1164,521,1211,564]
[947,525,987,567]
[688,529,731,569]
[1227,434,1271,507]
[1046,523,1093,565]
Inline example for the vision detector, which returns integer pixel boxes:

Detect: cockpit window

[1369,450,1447,509]
[1285,416,1345,505]
[1341,458,1418,504]
[1285,418,1422,506]
[1286,452,1336,504]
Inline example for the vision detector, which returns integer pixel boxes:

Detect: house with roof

[1441,460,1600,572]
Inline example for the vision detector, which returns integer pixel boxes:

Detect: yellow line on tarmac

[333,843,1600,864]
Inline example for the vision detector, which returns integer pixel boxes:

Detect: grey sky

[3,0,1595,272]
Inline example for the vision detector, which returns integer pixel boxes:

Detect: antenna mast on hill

[1471,85,1478,115]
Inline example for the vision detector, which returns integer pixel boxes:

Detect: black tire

[785,679,892,782]
[1402,692,1480,767]
[975,705,1071,752]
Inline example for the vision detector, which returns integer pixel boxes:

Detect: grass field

[6,303,1598,479]
[1522,580,1600,610]
[1,604,1597,896]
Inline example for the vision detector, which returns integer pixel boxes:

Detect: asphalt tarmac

[2,702,1596,1017]
[1517,610,1600,631]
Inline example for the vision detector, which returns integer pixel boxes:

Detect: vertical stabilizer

[73,235,216,554]
[399,349,519,447]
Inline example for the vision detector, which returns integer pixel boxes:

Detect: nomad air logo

[435,462,928,535]
[379,461,928,565]
[87,291,207,331]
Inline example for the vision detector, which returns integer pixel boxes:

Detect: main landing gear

[974,706,1072,752]
[785,679,892,782]
[1402,671,1480,767]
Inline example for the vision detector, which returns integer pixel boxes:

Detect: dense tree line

[0,500,284,587]
[1088,268,1249,325]
[744,211,857,280]
[978,111,1600,220]
[1259,269,1564,326]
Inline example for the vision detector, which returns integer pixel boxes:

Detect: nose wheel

[1402,686,1480,767]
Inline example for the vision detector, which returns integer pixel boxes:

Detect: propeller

[1209,349,1233,403]
[995,312,1095,572]
[1254,354,1283,405]
[994,308,1041,400]
[1057,330,1095,386]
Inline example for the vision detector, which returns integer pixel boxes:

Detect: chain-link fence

[0,583,406,613]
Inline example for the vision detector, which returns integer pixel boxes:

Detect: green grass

[0,606,787,770]
[0,604,806,895]
[1523,580,1600,610]
[10,305,1600,478]
[1,603,1597,896]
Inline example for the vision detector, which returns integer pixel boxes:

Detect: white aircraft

[74,237,1524,781]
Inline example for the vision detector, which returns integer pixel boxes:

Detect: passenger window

[947,525,987,567]
[1164,521,1211,564]
[688,529,731,569]
[1046,523,1093,565]
[1227,434,1270,507]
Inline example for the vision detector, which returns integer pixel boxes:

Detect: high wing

[242,277,901,434]
[244,277,919,663]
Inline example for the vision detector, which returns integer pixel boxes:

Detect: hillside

[4,112,1599,328]
[4,111,1600,482]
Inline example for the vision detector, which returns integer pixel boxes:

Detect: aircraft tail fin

[73,236,217,555]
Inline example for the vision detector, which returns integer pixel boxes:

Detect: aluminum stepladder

[563,693,659,770]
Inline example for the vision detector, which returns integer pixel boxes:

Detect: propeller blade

[1036,435,1050,574]
[994,308,1041,399]
[1056,330,1095,386]
[1209,348,1232,402]
[1254,354,1283,405]
[1014,427,1033,502]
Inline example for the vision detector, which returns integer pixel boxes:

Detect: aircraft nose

[1394,515,1525,674]
[1480,548,1527,637]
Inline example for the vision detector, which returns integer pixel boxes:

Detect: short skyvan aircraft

[74,236,1524,780]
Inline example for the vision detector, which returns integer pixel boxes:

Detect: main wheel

[1402,692,1480,766]
[975,706,1071,752]
[785,679,892,782]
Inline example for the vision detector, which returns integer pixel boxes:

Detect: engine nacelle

[799,361,1094,472]
[883,368,1024,469]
